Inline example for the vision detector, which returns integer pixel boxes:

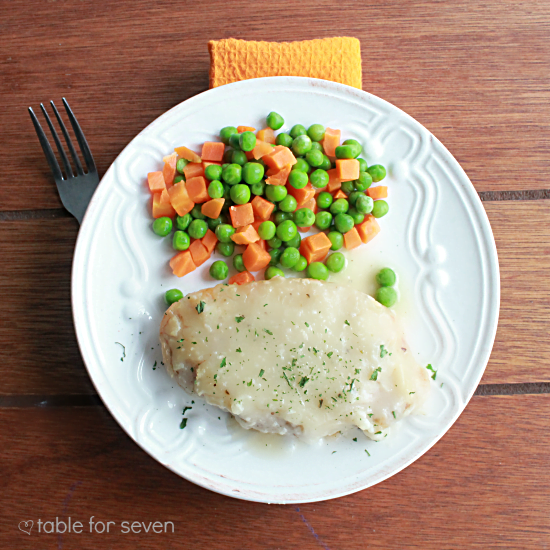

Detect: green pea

[307,124,325,142]
[376,267,397,287]
[372,200,389,218]
[251,181,266,196]
[191,205,206,219]
[348,208,365,225]
[289,124,307,139]
[233,254,245,272]
[217,241,234,257]
[276,220,298,242]
[174,175,184,184]
[348,191,363,207]
[239,131,256,152]
[315,211,333,230]
[292,135,312,156]
[328,231,344,250]
[222,163,242,185]
[267,236,283,249]
[309,142,323,152]
[288,170,308,190]
[176,214,192,231]
[230,184,251,205]
[354,171,373,191]
[376,286,398,308]
[152,217,172,236]
[205,164,222,181]
[242,162,264,184]
[258,221,276,241]
[280,247,300,268]
[335,145,358,159]
[176,158,189,174]
[341,180,355,194]
[267,112,284,130]
[165,288,183,305]
[208,180,224,199]
[207,216,223,231]
[222,184,232,201]
[275,132,293,147]
[269,248,283,265]
[306,149,324,168]
[231,150,248,166]
[215,223,235,243]
[326,252,345,273]
[330,198,349,215]
[293,255,308,272]
[265,266,285,279]
[274,211,293,225]
[367,164,387,182]
[222,149,234,163]
[266,185,288,203]
[343,139,363,157]
[229,133,242,150]
[279,195,297,213]
[286,232,301,249]
[334,213,354,233]
[220,126,238,145]
[319,154,332,171]
[210,260,229,280]
[357,158,368,172]
[292,158,310,173]
[310,169,329,189]
[317,191,333,209]
[295,208,316,227]
[356,194,374,214]
[172,230,190,251]
[188,219,208,239]
[307,262,329,281]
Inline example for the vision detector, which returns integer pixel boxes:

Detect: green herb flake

[327,352,334,358]
[235,315,245,323]
[365,449,370,456]
[195,301,206,314]
[220,357,226,369]
[264,329,273,335]
[236,348,242,353]
[115,342,126,362]
[179,418,188,429]
[380,345,389,358]
[259,369,265,377]
[353,437,357,442]
[426,364,437,380]
[299,376,309,388]
[247,380,252,387]
[392,411,396,419]
[370,367,382,381]
[344,320,350,326]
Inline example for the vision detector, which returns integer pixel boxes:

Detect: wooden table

[1,1,549,548]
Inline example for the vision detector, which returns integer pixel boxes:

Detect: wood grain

[0,394,548,548]
[0,200,548,395]
[1,0,549,211]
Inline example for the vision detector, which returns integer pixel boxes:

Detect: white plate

[72,77,499,504]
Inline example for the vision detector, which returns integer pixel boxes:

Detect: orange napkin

[208,37,362,90]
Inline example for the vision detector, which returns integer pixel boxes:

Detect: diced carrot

[237,126,256,133]
[167,183,194,216]
[152,189,176,218]
[189,239,210,267]
[169,250,196,277]
[266,163,291,186]
[231,224,260,245]
[343,227,362,250]
[201,198,225,219]
[300,233,332,264]
[230,203,254,228]
[147,171,165,193]
[252,219,263,231]
[202,161,221,171]
[287,183,315,208]
[321,128,341,157]
[367,186,388,200]
[336,159,360,182]
[201,142,225,162]
[263,146,297,171]
[356,215,381,244]
[333,189,347,199]
[327,168,342,193]
[186,176,209,203]
[297,226,312,233]
[243,242,271,272]
[301,197,318,214]
[228,271,255,285]
[183,162,205,179]
[251,196,275,220]
[314,185,327,195]
[162,153,178,187]
[257,239,267,251]
[174,146,201,163]
[202,229,218,254]
[256,127,275,144]
[252,139,274,160]
[245,150,255,161]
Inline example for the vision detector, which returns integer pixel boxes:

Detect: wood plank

[0,200,548,395]
[1,0,549,211]
[0,394,548,548]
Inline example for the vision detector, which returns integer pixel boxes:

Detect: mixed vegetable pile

[147,112,391,301]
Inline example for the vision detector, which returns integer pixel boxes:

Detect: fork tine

[50,100,84,176]
[39,103,73,179]
[28,107,64,182]
[62,98,97,175]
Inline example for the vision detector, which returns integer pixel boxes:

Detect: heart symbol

[18,520,33,535]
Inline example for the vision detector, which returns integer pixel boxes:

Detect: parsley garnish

[179,418,188,429]
[259,369,265,377]
[220,357,226,369]
[195,301,205,314]
[319,399,323,408]
[365,449,370,456]
[426,364,437,380]
[392,411,396,419]
[247,380,252,387]
[182,406,192,415]
[299,376,309,388]
[370,367,382,381]
[305,322,309,328]
[344,320,350,326]
[380,345,389,358]
[115,342,126,362]
[264,329,273,335]
[353,437,357,442]
[236,348,242,353]
[235,315,245,323]
[375,431,382,435]
[327,352,334,358]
